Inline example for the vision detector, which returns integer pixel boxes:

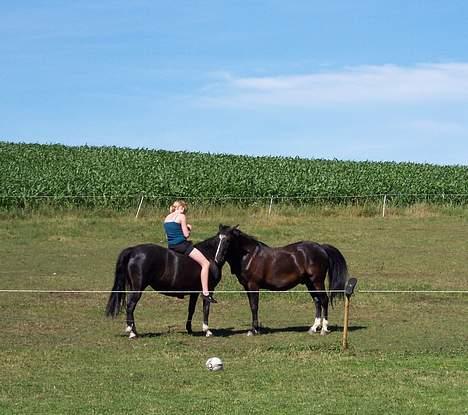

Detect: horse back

[244,242,328,285]
[127,243,205,292]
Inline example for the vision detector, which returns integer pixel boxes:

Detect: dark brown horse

[223,226,349,335]
[105,225,238,338]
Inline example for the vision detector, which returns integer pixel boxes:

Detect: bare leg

[189,248,211,296]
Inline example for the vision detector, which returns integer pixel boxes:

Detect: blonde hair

[170,200,188,213]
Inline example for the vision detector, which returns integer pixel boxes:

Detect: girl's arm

[179,214,191,238]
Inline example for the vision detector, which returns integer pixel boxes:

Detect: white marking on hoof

[247,330,254,336]
[202,323,213,337]
[309,318,322,333]
[129,331,137,339]
[125,326,132,333]
[321,319,330,335]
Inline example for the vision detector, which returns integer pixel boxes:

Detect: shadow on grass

[130,324,367,338]
[137,332,163,338]
[211,324,367,337]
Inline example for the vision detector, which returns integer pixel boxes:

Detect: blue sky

[1,1,468,165]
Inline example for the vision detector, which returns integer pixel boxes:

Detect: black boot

[202,294,217,304]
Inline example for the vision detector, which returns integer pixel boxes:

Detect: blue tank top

[163,221,186,246]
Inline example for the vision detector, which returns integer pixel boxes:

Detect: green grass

[0,207,467,414]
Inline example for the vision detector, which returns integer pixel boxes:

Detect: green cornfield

[1,141,467,209]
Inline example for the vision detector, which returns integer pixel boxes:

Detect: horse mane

[194,233,219,252]
[235,229,269,249]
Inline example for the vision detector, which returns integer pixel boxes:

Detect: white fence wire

[0,289,467,294]
[2,193,467,218]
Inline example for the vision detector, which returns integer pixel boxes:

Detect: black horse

[105,225,237,338]
[222,226,348,335]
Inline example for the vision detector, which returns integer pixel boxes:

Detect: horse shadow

[206,324,367,337]
[137,332,164,338]
[122,324,367,338]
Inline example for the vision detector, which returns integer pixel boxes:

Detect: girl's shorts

[168,240,194,255]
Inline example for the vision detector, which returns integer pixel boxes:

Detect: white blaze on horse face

[214,234,227,263]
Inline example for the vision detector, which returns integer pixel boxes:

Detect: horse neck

[195,237,218,261]
[238,233,263,253]
[226,234,261,265]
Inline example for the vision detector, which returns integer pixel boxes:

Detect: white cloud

[199,63,468,108]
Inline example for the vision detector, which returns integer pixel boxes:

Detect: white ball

[205,357,223,372]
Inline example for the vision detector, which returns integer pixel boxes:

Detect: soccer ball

[205,357,223,372]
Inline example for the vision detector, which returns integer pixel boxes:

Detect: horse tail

[105,247,133,318]
[321,244,348,305]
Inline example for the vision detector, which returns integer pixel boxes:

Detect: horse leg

[246,289,260,336]
[185,293,199,335]
[125,290,142,339]
[320,293,331,335]
[308,295,323,334]
[202,299,213,337]
[309,290,331,335]
[306,280,330,335]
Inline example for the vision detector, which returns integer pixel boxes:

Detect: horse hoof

[247,330,254,336]
[129,331,137,339]
[308,326,321,334]
[320,329,330,336]
[125,326,132,333]
[205,330,213,337]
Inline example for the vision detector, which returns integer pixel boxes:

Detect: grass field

[0,206,467,414]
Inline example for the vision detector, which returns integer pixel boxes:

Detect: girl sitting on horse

[163,200,217,303]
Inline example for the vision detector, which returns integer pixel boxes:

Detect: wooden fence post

[382,194,387,217]
[342,277,358,350]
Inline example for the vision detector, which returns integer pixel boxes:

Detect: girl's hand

[187,224,192,231]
